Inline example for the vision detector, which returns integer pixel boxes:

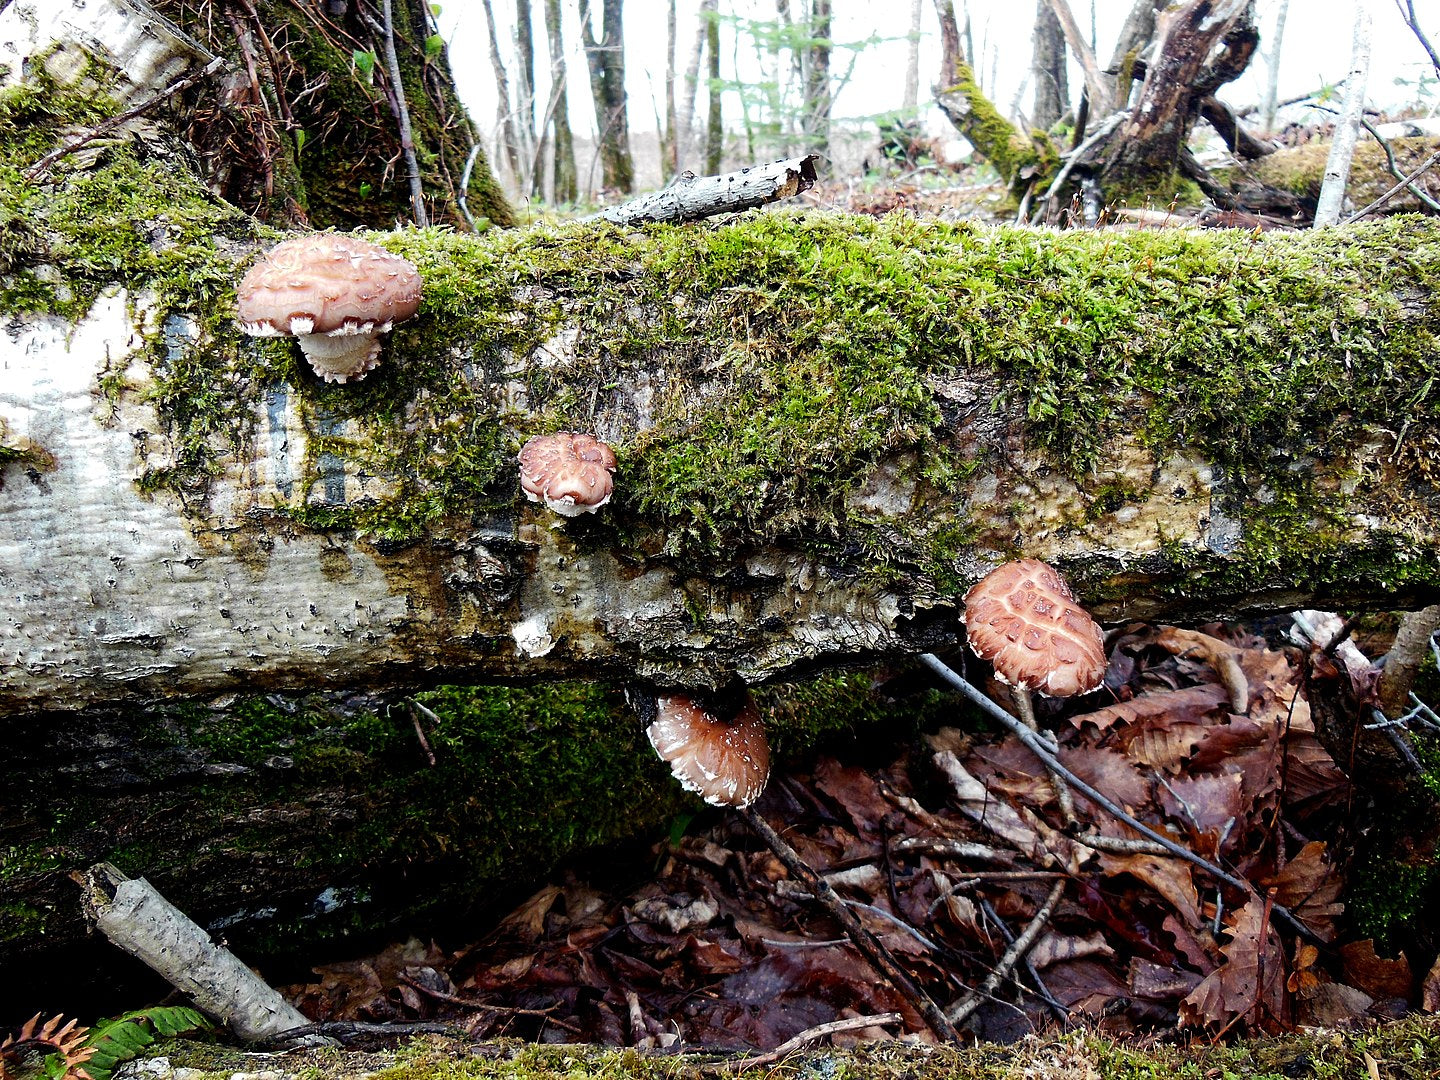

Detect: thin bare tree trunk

[581,0,635,194]
[705,0,723,172]
[1032,0,1067,131]
[480,0,524,187]
[903,0,922,114]
[678,0,708,168]
[1315,2,1371,227]
[662,0,678,177]
[1041,0,1111,116]
[1261,0,1290,134]
[544,0,577,202]
[1108,0,1162,108]
[802,0,832,157]
[514,0,540,196]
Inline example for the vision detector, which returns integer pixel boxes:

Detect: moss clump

[147,1014,1440,1080]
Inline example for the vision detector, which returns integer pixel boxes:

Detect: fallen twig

[739,806,960,1043]
[24,56,226,180]
[1341,148,1440,224]
[585,155,818,227]
[75,863,312,1042]
[1358,118,1440,214]
[945,879,1065,1025]
[918,654,1320,942]
[977,896,1070,1026]
[715,1012,902,1072]
[375,0,428,226]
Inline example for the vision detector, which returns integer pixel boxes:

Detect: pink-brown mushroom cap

[518,432,617,516]
[961,558,1107,698]
[236,233,422,383]
[646,694,771,808]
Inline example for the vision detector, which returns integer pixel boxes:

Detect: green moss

[939,63,1057,193]
[3,58,1438,606]
[148,1015,1440,1080]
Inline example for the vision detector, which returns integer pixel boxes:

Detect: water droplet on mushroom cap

[646,694,771,808]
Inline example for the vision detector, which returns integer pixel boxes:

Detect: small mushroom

[518,432,617,517]
[962,558,1106,727]
[646,693,771,808]
[236,234,422,384]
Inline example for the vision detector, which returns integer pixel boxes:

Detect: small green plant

[352,48,377,84]
[79,1006,210,1080]
[424,34,444,62]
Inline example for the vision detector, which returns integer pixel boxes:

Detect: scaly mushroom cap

[646,694,771,808]
[518,432,617,516]
[962,558,1107,698]
[236,234,422,384]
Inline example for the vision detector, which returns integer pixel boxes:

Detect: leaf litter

[280,621,1421,1048]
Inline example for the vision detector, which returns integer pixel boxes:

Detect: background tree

[801,0,832,157]
[544,0,579,202]
[581,0,636,194]
[1031,0,1068,131]
[167,0,512,229]
[705,0,723,172]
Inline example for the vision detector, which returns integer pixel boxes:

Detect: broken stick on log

[586,155,819,227]
[76,863,314,1042]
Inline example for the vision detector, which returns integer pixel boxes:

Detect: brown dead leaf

[1158,771,1245,842]
[1057,746,1152,812]
[1077,683,1230,733]
[497,884,563,943]
[1266,841,1344,942]
[1282,733,1349,810]
[1123,722,1208,773]
[1341,939,1414,1001]
[1130,956,1203,1001]
[1180,896,1287,1030]
[1028,930,1115,970]
[1424,953,1440,1012]
[1163,913,1218,973]
[1296,981,1374,1028]
[1154,626,1249,713]
[932,750,1042,857]
[1100,853,1203,927]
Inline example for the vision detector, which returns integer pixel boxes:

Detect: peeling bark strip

[587,154,818,226]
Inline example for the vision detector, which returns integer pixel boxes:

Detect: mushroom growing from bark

[645,692,771,808]
[236,234,422,384]
[961,558,1107,727]
[518,432,617,517]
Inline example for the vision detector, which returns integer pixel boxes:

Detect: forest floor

[264,617,1440,1053]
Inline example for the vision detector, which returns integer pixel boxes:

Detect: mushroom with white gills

[236,233,422,384]
[517,432,617,518]
[960,558,1107,825]
[636,684,960,1041]
[643,688,770,809]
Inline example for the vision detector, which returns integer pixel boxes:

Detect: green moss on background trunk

[153,0,513,228]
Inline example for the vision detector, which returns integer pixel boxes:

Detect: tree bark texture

[801,0,831,158]
[581,0,635,194]
[543,0,578,203]
[704,0,722,173]
[1031,0,1068,132]
[1104,0,1252,185]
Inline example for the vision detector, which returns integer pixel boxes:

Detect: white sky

[437,1,1436,163]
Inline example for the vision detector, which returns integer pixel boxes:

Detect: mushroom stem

[1011,685,1078,827]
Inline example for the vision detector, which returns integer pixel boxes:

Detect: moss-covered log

[4,53,1440,714]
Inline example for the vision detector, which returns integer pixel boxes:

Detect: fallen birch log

[2,19,1439,716]
[585,155,819,226]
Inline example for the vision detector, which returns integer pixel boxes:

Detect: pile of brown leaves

[283,623,1434,1048]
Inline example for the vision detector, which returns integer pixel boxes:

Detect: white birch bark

[1314,2,1373,227]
